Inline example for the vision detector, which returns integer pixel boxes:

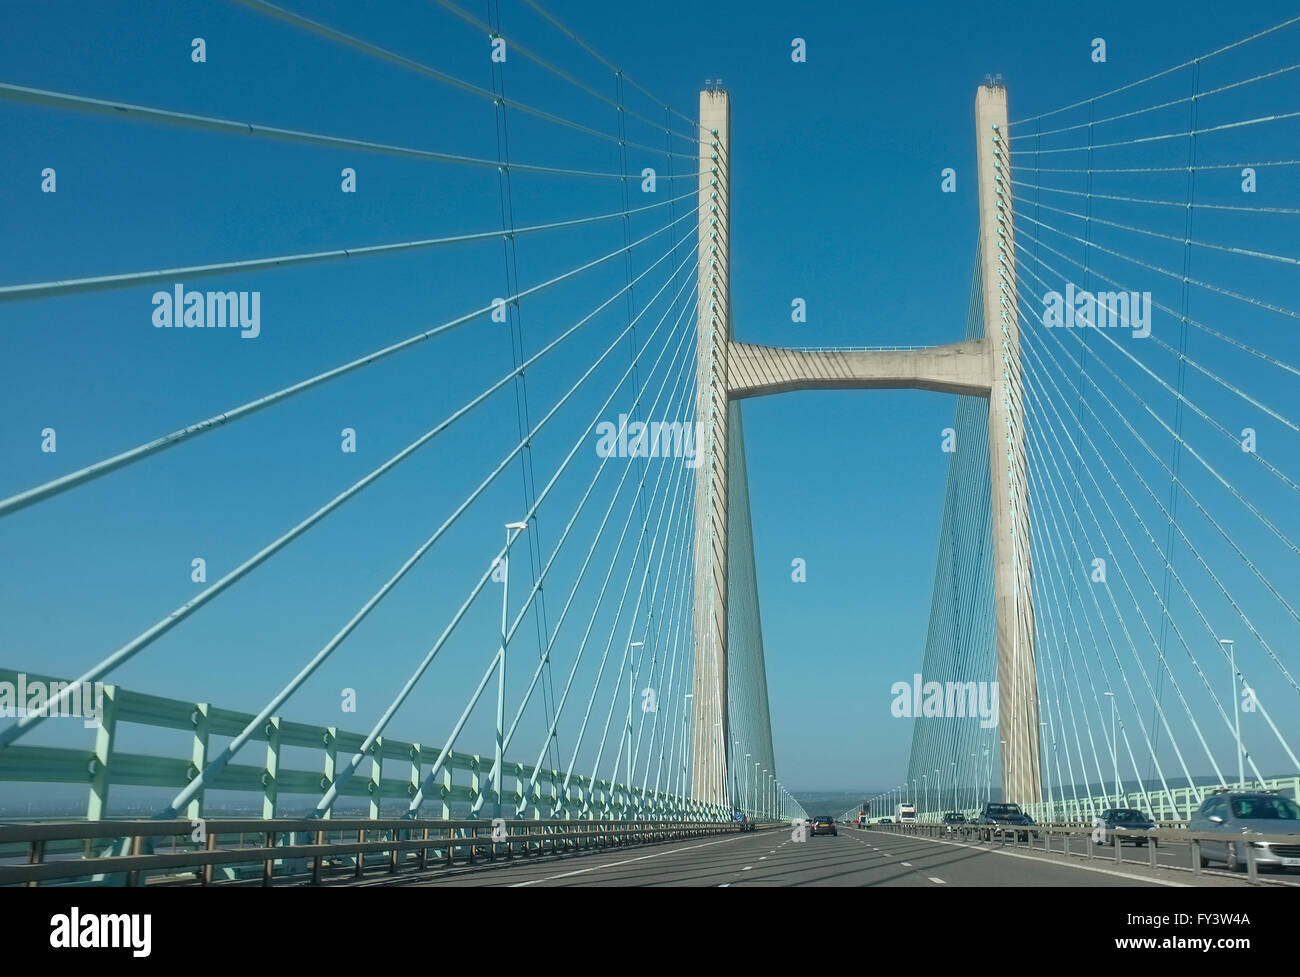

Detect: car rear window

[1231,796,1300,820]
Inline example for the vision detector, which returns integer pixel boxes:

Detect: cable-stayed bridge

[1,3,1298,889]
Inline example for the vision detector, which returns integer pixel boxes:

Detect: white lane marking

[901,861,912,866]
[742,865,753,871]
[719,882,731,887]
[889,833,1191,887]
[929,877,947,885]
[508,833,751,886]
[759,856,767,860]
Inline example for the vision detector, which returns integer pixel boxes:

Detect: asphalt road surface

[391,825,1241,886]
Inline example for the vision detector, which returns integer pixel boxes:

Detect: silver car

[1188,790,1300,872]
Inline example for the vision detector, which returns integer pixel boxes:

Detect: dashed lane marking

[509,833,750,887]
[867,832,1191,888]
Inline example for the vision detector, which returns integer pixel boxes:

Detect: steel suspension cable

[0,211,702,750]
[0,204,699,517]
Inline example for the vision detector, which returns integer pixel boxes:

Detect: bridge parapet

[0,667,726,826]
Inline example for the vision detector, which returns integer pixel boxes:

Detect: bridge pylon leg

[691,88,732,808]
[975,83,1041,805]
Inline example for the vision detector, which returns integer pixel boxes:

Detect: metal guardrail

[0,817,756,887]
[906,779,1300,824]
[870,820,1300,885]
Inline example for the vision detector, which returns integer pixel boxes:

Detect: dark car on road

[810,815,837,837]
[1188,790,1300,872]
[941,812,967,833]
[977,802,1038,841]
[1096,808,1157,845]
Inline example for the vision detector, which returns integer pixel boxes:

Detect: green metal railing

[0,668,727,825]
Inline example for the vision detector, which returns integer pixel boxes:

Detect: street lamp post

[923,774,928,819]
[722,726,729,812]
[1222,638,1243,788]
[1104,691,1117,806]
[970,754,977,814]
[1038,724,1051,820]
[680,694,693,799]
[998,741,1005,803]
[495,521,528,821]
[744,753,752,816]
[627,641,644,810]
[983,747,991,808]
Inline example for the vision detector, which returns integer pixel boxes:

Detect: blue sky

[1,0,1298,809]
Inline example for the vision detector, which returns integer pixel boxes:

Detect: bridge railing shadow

[0,816,769,887]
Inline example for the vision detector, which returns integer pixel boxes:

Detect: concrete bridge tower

[690,84,1040,808]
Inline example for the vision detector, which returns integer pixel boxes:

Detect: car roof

[1209,788,1279,797]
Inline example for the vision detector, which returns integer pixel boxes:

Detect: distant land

[791,790,866,818]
